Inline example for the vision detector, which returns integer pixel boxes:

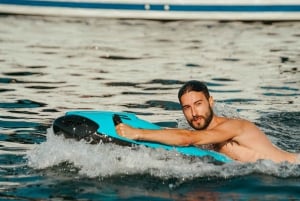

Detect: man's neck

[206,115,224,130]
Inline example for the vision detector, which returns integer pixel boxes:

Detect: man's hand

[115,123,140,140]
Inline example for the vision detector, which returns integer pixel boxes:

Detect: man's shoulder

[221,116,250,123]
[216,116,244,123]
[216,116,251,129]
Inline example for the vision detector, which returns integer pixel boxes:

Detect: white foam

[26,128,300,179]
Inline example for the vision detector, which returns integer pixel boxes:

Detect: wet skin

[116,91,298,163]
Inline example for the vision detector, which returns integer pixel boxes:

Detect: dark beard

[189,106,214,130]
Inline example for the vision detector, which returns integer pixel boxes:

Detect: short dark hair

[178,80,210,103]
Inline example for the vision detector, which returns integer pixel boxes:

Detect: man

[116,80,298,163]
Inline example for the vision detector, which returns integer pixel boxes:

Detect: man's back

[213,117,297,163]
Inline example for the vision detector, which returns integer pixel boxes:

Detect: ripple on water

[0,16,299,200]
[0,77,18,83]
[3,71,44,76]
[0,119,40,129]
[146,79,185,85]
[0,88,15,93]
[261,86,300,97]
[257,111,300,152]
[121,100,181,111]
[105,82,140,87]
[220,98,261,104]
[0,100,47,108]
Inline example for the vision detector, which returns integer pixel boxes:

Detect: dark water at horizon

[0,15,300,200]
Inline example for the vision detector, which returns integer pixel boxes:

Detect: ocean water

[0,15,300,200]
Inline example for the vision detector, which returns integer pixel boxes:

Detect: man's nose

[191,107,197,117]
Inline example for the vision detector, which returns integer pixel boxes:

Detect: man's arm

[116,123,198,146]
[115,119,242,146]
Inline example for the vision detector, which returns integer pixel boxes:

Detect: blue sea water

[0,15,299,200]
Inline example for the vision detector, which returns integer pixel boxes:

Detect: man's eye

[182,106,189,111]
[196,102,202,105]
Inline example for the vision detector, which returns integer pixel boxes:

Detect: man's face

[180,91,214,130]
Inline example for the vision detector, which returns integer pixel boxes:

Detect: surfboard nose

[53,115,101,144]
[52,114,133,146]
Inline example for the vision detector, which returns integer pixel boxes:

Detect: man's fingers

[115,123,125,136]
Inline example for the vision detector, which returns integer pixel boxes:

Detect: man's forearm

[131,127,196,146]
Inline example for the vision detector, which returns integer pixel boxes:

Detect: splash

[26,128,300,179]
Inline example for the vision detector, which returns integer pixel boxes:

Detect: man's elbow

[176,136,196,146]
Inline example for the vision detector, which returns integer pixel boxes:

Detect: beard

[188,106,214,130]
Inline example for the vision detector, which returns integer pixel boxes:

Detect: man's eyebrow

[182,99,203,107]
[182,104,190,108]
[194,99,203,103]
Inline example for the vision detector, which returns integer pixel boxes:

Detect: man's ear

[209,96,214,107]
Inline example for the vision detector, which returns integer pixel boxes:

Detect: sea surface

[0,15,300,200]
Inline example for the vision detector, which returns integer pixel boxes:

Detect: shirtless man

[116,80,298,163]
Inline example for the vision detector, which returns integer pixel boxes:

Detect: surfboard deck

[52,110,232,163]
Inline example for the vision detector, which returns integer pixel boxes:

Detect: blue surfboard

[52,110,231,163]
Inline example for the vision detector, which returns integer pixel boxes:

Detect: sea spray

[26,128,300,179]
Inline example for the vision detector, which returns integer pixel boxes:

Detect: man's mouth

[192,116,203,122]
